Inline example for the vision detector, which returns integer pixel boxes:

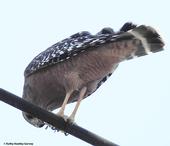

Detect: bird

[22,22,164,128]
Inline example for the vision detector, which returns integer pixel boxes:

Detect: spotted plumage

[25,23,135,77]
[22,22,164,128]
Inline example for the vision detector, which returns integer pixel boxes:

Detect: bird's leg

[57,90,73,119]
[69,87,87,122]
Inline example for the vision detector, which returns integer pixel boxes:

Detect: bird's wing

[24,30,128,77]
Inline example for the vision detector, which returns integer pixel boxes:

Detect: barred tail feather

[128,25,164,58]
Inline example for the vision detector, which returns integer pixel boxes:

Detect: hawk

[22,22,164,127]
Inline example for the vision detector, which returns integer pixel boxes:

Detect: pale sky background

[0,0,169,146]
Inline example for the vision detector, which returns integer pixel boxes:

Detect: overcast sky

[0,0,170,146]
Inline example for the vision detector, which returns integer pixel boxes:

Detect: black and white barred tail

[126,25,164,59]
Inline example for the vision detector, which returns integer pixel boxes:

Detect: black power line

[0,88,119,146]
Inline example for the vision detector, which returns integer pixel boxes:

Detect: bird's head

[22,112,45,128]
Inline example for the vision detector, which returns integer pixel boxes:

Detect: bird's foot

[59,114,69,122]
[56,111,75,124]
[45,114,76,136]
[44,123,59,132]
[67,115,75,124]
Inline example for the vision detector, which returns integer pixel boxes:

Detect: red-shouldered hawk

[22,22,164,127]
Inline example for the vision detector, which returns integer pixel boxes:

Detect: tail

[116,23,165,60]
